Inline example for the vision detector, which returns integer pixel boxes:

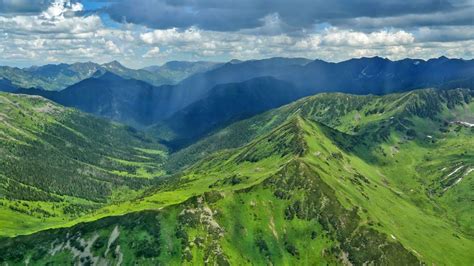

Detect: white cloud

[321,28,414,47]
[41,0,83,20]
[0,0,471,68]
[0,0,101,35]
[415,26,474,42]
[0,0,146,66]
[143,47,160,58]
[136,27,418,61]
[140,27,202,44]
[105,40,121,54]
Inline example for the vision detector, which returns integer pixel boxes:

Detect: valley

[1,0,473,264]
[0,0,474,266]
[0,87,472,265]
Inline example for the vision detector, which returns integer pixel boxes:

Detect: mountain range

[0,60,220,91]
[143,60,222,83]
[2,57,473,147]
[0,86,472,265]
[0,56,473,264]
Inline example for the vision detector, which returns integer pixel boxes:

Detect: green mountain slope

[0,88,472,265]
[168,87,474,235]
[0,93,167,236]
[152,77,306,149]
[167,88,472,169]
[0,67,54,90]
[1,61,174,91]
[0,117,420,265]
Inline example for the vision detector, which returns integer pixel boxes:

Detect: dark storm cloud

[415,26,474,42]
[101,0,469,31]
[334,6,474,30]
[0,0,52,14]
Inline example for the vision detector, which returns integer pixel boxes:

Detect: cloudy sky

[0,0,473,68]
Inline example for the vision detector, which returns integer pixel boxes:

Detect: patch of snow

[453,177,463,186]
[411,249,422,257]
[105,225,120,256]
[447,166,463,178]
[269,216,278,239]
[453,121,474,127]
[115,245,124,266]
[464,168,473,176]
[443,167,471,192]
[340,251,353,266]
[49,241,64,256]
[64,234,100,265]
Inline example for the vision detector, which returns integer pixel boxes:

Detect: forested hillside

[1,88,472,265]
[0,93,167,236]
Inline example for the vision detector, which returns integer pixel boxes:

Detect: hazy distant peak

[102,60,126,70]
[228,59,243,64]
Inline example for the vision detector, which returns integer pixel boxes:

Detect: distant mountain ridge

[0,61,173,90]
[137,56,474,120]
[13,71,174,128]
[143,61,222,84]
[0,60,224,91]
[2,56,473,133]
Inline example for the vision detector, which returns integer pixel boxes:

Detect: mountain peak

[71,61,99,67]
[360,56,389,62]
[229,59,243,64]
[234,116,308,163]
[102,60,125,70]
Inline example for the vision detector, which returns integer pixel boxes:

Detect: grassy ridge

[0,88,472,264]
[0,117,419,265]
